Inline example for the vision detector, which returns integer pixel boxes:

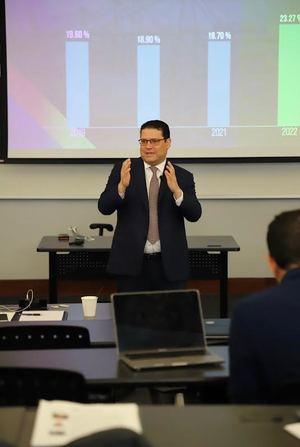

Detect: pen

[22,313,41,316]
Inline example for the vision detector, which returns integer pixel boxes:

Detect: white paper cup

[81,296,98,318]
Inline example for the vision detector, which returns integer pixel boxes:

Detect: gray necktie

[147,166,160,244]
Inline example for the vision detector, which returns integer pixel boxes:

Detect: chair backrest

[89,223,113,236]
[0,367,88,406]
[0,325,91,350]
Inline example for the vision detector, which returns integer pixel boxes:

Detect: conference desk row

[2,303,230,347]
[1,405,300,447]
[0,345,228,390]
[1,306,299,447]
[0,304,230,394]
[37,235,240,317]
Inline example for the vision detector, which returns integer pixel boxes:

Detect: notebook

[111,289,224,370]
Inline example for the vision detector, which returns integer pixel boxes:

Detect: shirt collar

[282,267,300,283]
[143,159,166,174]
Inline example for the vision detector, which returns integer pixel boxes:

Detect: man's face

[139,127,171,166]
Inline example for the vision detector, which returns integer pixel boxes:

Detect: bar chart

[64,24,300,135]
[66,42,89,130]
[207,33,231,128]
[137,36,160,126]
[277,24,300,127]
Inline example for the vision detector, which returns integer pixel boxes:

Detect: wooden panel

[0,278,276,300]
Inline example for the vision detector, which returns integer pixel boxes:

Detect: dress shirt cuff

[174,191,183,206]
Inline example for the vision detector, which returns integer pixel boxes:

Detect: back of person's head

[140,120,170,139]
[66,429,152,447]
[267,209,300,269]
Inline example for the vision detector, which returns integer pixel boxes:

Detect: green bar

[278,25,300,126]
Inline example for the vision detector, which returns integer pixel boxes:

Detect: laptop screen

[111,290,206,352]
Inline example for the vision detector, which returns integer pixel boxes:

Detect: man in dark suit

[229,209,300,403]
[98,120,202,292]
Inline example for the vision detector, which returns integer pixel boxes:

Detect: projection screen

[1,0,300,162]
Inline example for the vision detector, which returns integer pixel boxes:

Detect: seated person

[229,209,300,403]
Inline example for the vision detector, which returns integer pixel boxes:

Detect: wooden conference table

[1,405,300,447]
[37,235,240,317]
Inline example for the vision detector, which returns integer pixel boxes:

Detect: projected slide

[4,0,300,160]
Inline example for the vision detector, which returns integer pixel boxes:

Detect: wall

[0,162,299,280]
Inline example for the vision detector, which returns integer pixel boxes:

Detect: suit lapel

[158,160,169,203]
[134,158,148,205]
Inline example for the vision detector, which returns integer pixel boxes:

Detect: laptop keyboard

[126,349,204,360]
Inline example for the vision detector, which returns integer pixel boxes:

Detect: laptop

[205,318,230,343]
[111,289,224,370]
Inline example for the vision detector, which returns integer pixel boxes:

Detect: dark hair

[267,209,300,269]
[140,120,170,139]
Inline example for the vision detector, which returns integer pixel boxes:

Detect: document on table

[31,399,143,447]
[284,422,300,439]
[19,311,66,321]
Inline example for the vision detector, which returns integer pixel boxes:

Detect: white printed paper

[31,400,142,447]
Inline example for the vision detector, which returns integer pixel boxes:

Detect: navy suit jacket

[229,268,300,403]
[98,157,201,281]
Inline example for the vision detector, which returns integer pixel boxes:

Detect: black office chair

[0,325,91,350]
[0,367,88,406]
[89,223,113,236]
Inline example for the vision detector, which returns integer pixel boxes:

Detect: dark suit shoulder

[130,157,143,165]
[124,157,143,172]
[231,285,285,324]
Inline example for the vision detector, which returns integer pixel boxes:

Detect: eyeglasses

[138,138,165,146]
